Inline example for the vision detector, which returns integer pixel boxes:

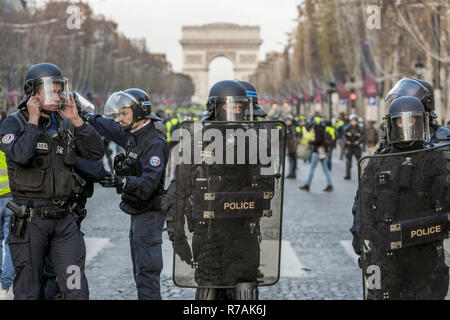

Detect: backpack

[324,130,334,150]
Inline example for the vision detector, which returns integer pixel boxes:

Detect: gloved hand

[174,237,192,265]
[100,173,125,189]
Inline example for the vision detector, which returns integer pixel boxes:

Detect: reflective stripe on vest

[0,150,10,196]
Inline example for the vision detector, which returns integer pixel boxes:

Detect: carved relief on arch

[206,51,236,65]
[185,54,203,65]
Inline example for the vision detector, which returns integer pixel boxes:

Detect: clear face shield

[385,79,430,107]
[73,92,95,114]
[31,76,71,109]
[213,96,253,121]
[103,91,139,118]
[385,111,430,144]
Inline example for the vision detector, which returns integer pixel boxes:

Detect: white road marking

[280,240,309,277]
[85,237,111,263]
[340,240,359,266]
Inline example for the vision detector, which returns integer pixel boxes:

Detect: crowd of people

[279,111,379,192]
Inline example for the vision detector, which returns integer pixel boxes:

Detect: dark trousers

[129,210,165,300]
[7,214,88,300]
[345,146,362,178]
[288,153,297,176]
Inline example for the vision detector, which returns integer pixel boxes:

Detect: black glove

[174,237,192,265]
[100,173,125,190]
[78,106,93,122]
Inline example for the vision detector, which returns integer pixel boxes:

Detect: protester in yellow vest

[0,149,14,300]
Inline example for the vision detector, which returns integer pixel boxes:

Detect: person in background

[365,121,379,156]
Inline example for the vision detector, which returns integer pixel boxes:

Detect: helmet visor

[385,79,430,106]
[386,111,430,144]
[213,96,252,121]
[32,76,71,108]
[73,92,95,114]
[104,91,137,118]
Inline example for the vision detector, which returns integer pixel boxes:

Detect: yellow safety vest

[301,127,315,145]
[0,150,11,197]
[165,118,180,142]
[325,126,336,140]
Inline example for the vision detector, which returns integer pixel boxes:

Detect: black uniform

[88,115,168,300]
[0,110,104,300]
[344,124,364,179]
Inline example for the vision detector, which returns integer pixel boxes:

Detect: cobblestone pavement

[83,150,449,300]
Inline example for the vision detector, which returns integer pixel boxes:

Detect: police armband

[377,213,449,250]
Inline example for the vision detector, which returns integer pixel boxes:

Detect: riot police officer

[343,114,364,180]
[163,80,285,300]
[380,78,450,150]
[0,63,104,300]
[352,96,449,299]
[82,88,168,300]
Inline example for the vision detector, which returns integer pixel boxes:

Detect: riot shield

[358,144,450,300]
[172,120,286,289]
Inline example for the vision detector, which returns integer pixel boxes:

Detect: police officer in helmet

[164,80,285,300]
[82,88,168,300]
[352,96,450,299]
[0,63,104,299]
[384,78,449,144]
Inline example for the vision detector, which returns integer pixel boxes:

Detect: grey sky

[37,0,300,75]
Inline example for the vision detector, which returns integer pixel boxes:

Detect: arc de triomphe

[180,23,262,103]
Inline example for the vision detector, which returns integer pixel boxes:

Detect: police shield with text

[164,80,286,300]
[357,96,450,299]
[83,88,168,300]
[0,63,104,299]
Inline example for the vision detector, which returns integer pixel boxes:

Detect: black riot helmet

[385,78,435,118]
[237,80,267,118]
[104,88,160,130]
[18,63,70,111]
[204,80,251,121]
[385,96,430,146]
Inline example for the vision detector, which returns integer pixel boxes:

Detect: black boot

[323,185,334,192]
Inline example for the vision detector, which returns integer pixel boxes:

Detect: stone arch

[180,23,262,103]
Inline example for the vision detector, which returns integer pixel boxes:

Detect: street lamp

[327,78,336,122]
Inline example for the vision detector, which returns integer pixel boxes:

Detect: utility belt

[377,213,450,251]
[7,200,72,238]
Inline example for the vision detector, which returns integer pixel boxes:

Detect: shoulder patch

[2,134,14,144]
[150,156,161,167]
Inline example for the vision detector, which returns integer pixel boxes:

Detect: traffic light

[349,90,357,101]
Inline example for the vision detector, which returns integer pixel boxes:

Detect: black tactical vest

[118,126,166,211]
[6,110,85,202]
